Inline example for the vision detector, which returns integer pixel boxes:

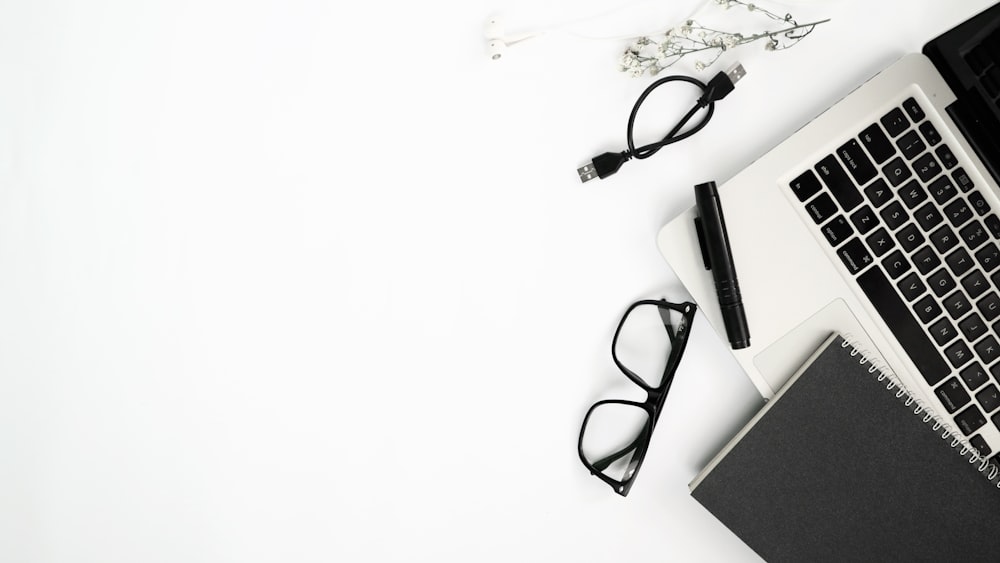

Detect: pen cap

[693,181,739,283]
[693,180,750,350]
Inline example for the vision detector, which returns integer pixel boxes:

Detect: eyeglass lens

[615,303,682,388]
[580,403,651,485]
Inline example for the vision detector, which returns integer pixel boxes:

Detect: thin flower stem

[619,1,830,77]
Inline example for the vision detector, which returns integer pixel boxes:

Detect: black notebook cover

[690,334,1000,562]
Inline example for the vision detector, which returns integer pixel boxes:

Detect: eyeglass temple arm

[589,427,650,472]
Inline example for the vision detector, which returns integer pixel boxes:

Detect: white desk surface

[1,0,993,561]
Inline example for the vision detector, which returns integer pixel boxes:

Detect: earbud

[486,37,507,61]
[484,15,538,61]
[485,15,504,41]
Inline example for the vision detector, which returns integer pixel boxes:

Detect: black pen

[693,181,751,350]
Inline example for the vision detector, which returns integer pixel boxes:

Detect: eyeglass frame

[577,299,697,496]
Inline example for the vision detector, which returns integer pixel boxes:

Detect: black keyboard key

[816,155,863,212]
[882,250,910,280]
[928,176,958,205]
[880,107,909,137]
[898,180,928,209]
[880,201,909,230]
[978,291,1000,321]
[961,270,990,299]
[944,290,972,319]
[856,266,951,385]
[936,144,958,169]
[935,377,971,413]
[945,340,975,369]
[896,130,926,160]
[902,97,926,122]
[806,193,838,224]
[975,334,1000,365]
[821,216,854,247]
[913,152,942,182]
[969,190,991,216]
[992,270,1000,294]
[836,238,873,274]
[864,178,893,208]
[897,272,926,301]
[946,247,975,277]
[790,170,822,202]
[913,245,942,274]
[944,197,974,228]
[914,294,942,323]
[960,313,989,342]
[914,202,944,232]
[960,220,989,250]
[860,123,896,163]
[882,157,913,186]
[930,316,959,347]
[961,362,991,390]
[928,268,957,297]
[955,404,987,435]
[975,242,1000,272]
[903,98,926,123]
[865,227,896,257]
[977,384,1000,413]
[929,224,959,254]
[849,205,879,235]
[953,167,974,192]
[919,121,942,146]
[895,223,925,252]
[837,139,877,185]
[970,434,992,457]
[986,214,1000,239]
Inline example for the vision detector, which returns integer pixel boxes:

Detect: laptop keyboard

[788,96,1000,461]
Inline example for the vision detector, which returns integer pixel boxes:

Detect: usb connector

[700,62,746,105]
[725,62,746,85]
[578,152,629,183]
[577,63,746,183]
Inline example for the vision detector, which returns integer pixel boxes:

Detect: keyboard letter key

[882,157,913,186]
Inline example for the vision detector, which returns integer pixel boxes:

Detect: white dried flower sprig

[620,0,830,77]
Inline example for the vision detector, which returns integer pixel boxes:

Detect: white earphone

[484,15,541,60]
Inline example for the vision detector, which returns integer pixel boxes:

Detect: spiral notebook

[690,334,1000,562]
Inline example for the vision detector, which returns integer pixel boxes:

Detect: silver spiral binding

[839,335,1000,486]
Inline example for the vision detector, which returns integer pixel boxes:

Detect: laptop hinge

[946,92,1000,189]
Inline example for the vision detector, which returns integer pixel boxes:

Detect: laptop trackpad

[753,299,871,393]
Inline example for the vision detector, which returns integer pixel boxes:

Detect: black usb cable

[577,62,746,182]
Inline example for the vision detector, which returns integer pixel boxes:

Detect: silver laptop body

[659,49,1000,456]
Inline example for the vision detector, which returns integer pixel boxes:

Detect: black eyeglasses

[578,299,697,496]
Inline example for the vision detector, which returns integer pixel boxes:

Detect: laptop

[657,3,1000,458]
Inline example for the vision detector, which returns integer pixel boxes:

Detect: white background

[0,0,994,561]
